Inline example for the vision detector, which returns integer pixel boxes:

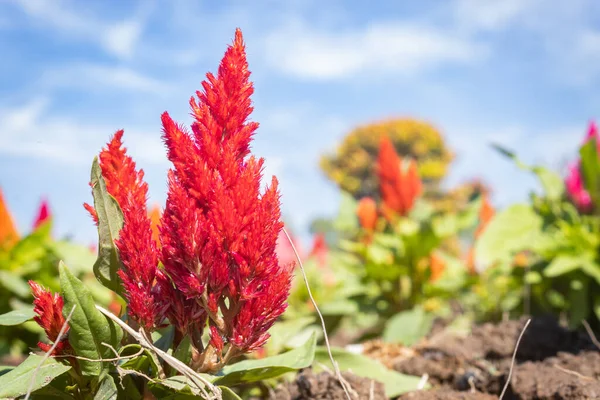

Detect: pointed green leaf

[59,262,123,376]
[214,332,316,386]
[544,255,587,277]
[475,204,542,267]
[383,307,434,345]
[94,374,118,400]
[0,270,31,298]
[173,335,192,366]
[90,156,125,295]
[220,386,242,400]
[0,354,71,398]
[492,144,564,200]
[0,308,35,326]
[314,347,424,397]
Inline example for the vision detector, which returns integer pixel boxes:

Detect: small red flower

[377,137,422,219]
[357,197,378,231]
[32,198,51,230]
[29,281,70,355]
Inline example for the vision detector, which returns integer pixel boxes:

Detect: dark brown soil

[398,389,497,400]
[270,369,386,400]
[393,316,600,399]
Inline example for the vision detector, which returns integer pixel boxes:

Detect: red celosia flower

[0,188,19,249]
[29,281,70,355]
[357,197,378,231]
[86,29,291,369]
[32,197,51,230]
[309,233,328,268]
[377,137,422,219]
[160,28,292,357]
[85,131,163,330]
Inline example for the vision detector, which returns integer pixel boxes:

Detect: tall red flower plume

[160,28,292,359]
[32,198,51,230]
[377,137,422,219]
[85,131,162,330]
[29,281,70,355]
[467,193,496,274]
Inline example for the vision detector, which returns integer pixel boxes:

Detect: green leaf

[492,144,564,200]
[265,316,315,355]
[383,307,434,346]
[333,191,358,232]
[313,347,424,397]
[580,138,600,204]
[544,255,587,278]
[0,354,71,399]
[51,241,96,276]
[220,386,242,400]
[90,156,125,296]
[0,308,35,326]
[94,374,118,400]
[173,335,192,366]
[214,332,317,386]
[59,262,123,376]
[475,204,542,267]
[0,270,31,298]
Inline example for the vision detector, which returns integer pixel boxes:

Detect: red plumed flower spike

[29,281,70,355]
[88,131,162,330]
[160,28,292,362]
[377,136,422,219]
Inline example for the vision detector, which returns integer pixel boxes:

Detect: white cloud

[452,0,540,32]
[0,99,168,166]
[263,21,486,80]
[101,20,144,60]
[8,0,146,59]
[40,63,170,94]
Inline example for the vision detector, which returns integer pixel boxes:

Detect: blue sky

[1,0,599,246]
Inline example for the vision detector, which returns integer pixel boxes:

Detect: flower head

[29,281,70,355]
[85,131,162,330]
[32,198,51,230]
[309,233,328,268]
[160,28,292,355]
[377,136,422,219]
[357,197,378,231]
[565,161,593,213]
[0,188,19,249]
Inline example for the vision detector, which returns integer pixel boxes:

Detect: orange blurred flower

[377,137,422,219]
[148,204,161,247]
[357,197,378,230]
[429,252,445,282]
[466,194,496,274]
[0,188,19,249]
[475,194,495,238]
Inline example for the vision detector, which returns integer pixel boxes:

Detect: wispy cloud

[40,63,171,94]
[6,0,149,59]
[263,20,486,80]
[0,98,167,166]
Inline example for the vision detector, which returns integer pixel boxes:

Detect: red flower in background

[377,137,422,219]
[32,198,51,230]
[309,233,328,268]
[565,122,598,213]
[29,281,70,355]
[0,188,19,249]
[357,197,378,231]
